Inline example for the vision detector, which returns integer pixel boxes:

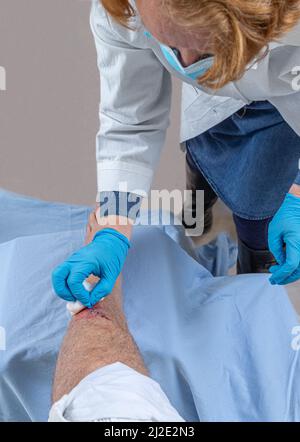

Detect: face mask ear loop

[144,29,214,80]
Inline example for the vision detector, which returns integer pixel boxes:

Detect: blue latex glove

[52,228,131,308]
[268,193,300,285]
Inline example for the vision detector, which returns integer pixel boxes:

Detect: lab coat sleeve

[90,2,172,197]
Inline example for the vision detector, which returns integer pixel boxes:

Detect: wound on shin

[74,306,111,322]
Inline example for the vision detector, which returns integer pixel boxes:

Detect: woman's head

[101,0,300,89]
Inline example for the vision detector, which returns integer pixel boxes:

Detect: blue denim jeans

[186,101,300,250]
[186,149,272,250]
[186,101,300,221]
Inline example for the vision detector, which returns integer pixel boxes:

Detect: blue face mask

[144,31,214,81]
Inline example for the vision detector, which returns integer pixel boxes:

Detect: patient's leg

[52,277,147,403]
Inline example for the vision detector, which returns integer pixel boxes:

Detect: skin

[52,277,148,403]
[84,0,300,241]
[290,184,300,198]
[136,0,213,66]
[83,1,213,240]
[85,212,133,243]
[83,0,300,283]
[52,1,300,402]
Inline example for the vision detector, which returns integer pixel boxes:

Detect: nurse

[52,0,300,308]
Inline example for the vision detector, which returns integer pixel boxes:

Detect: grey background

[1,1,300,314]
[0,0,184,205]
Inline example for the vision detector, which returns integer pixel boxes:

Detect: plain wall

[0,0,185,206]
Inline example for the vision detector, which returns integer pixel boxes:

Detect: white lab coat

[90,0,300,197]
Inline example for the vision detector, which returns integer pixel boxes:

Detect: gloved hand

[52,228,131,308]
[268,193,300,285]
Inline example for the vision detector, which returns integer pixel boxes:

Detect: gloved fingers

[270,260,300,285]
[89,278,113,307]
[67,264,97,308]
[278,267,300,285]
[52,263,76,302]
[268,231,285,266]
[269,265,280,274]
[269,242,300,285]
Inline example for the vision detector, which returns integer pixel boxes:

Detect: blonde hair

[101,0,300,89]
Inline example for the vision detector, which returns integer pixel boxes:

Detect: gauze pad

[66,280,95,316]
